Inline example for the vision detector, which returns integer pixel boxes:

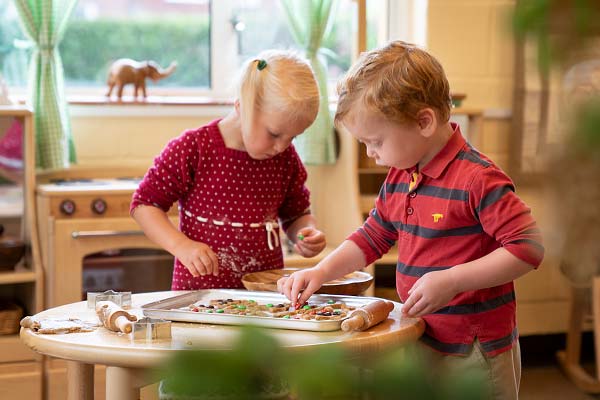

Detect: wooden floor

[521,366,599,400]
[520,333,599,400]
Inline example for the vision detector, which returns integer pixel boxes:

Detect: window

[64,0,211,89]
[232,0,356,82]
[0,2,28,88]
[0,0,404,101]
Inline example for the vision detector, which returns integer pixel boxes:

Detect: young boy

[278,41,544,400]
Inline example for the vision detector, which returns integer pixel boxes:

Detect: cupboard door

[0,361,42,400]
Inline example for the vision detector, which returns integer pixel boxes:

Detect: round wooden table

[20,291,424,400]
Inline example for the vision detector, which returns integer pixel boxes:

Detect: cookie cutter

[132,317,172,341]
[87,290,132,309]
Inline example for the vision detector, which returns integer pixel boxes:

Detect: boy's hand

[402,270,458,318]
[294,227,326,257]
[277,267,326,307]
[172,238,219,277]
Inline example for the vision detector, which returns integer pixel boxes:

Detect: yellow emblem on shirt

[432,213,444,223]
[408,172,419,192]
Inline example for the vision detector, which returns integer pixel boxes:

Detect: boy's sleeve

[130,129,201,214]
[278,148,311,231]
[347,183,398,265]
[469,167,544,268]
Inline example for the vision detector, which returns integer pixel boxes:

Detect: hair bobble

[256,59,267,71]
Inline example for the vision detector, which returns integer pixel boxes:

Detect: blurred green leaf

[512,0,549,38]
[160,327,486,400]
[573,97,600,151]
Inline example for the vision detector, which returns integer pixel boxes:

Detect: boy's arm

[278,240,367,306]
[403,166,544,317]
[402,247,533,317]
[450,247,534,292]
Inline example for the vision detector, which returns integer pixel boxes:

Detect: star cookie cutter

[87,290,132,309]
[132,317,172,341]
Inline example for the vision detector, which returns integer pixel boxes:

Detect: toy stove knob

[91,198,107,215]
[60,199,76,216]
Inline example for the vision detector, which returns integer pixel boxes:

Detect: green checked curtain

[281,0,337,165]
[13,0,77,169]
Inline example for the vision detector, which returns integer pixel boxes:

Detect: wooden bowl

[242,268,374,296]
[0,231,25,271]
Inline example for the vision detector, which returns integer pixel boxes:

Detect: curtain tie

[37,44,56,56]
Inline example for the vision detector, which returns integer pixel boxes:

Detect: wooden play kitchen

[20,291,424,400]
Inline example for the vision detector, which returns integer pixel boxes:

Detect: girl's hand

[172,238,219,277]
[294,227,326,257]
[401,270,458,318]
[277,267,327,307]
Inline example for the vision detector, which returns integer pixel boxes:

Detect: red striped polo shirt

[348,123,544,356]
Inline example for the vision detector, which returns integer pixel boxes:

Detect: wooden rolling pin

[341,300,394,332]
[95,300,137,334]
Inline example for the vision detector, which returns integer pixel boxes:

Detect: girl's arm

[132,205,218,276]
[132,206,185,255]
[284,213,326,257]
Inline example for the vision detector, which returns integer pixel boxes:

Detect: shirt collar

[420,122,465,179]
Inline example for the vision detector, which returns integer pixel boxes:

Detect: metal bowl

[242,268,374,296]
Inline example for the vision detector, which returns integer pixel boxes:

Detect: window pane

[231,0,387,85]
[0,2,29,88]
[231,0,357,84]
[367,0,388,50]
[61,0,210,89]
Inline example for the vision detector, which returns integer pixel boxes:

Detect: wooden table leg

[106,366,155,400]
[66,361,94,400]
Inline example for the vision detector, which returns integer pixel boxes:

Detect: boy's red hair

[335,41,452,126]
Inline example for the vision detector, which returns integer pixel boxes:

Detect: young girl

[131,50,327,290]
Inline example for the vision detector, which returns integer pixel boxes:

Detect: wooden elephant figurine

[106,59,177,100]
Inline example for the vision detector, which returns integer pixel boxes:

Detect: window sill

[67,94,234,106]
[65,95,234,117]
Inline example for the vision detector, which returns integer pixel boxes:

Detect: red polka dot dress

[131,119,311,290]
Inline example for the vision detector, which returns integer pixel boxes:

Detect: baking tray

[141,289,380,332]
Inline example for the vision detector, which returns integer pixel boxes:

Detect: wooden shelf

[0,269,36,284]
[0,105,33,117]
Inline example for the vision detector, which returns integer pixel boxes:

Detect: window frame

[5,0,428,107]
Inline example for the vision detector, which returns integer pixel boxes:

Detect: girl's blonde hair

[335,41,452,126]
[237,50,319,135]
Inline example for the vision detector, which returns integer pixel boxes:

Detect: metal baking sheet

[141,289,380,332]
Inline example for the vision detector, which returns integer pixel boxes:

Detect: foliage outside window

[0,0,387,98]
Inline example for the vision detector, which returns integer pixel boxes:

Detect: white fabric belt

[182,208,280,250]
